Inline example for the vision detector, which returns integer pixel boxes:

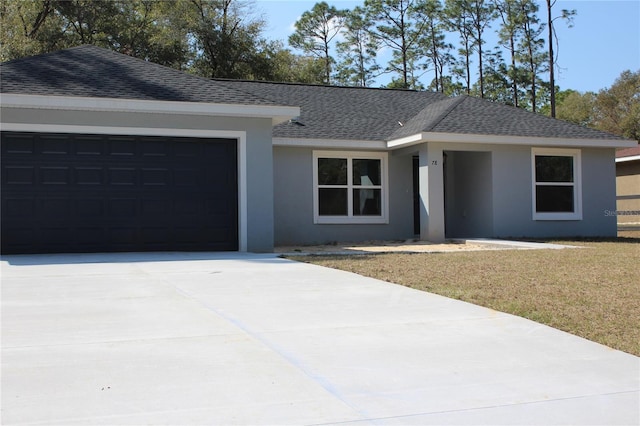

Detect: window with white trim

[532,148,582,220]
[313,151,388,224]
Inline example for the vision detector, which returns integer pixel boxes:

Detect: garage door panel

[3,134,34,154]
[4,165,35,185]
[39,134,71,154]
[74,135,104,155]
[40,166,71,185]
[75,167,104,185]
[1,132,238,254]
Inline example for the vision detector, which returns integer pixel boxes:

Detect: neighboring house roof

[0,45,279,106]
[0,45,628,144]
[616,145,640,162]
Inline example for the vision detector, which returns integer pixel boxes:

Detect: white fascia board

[387,131,637,149]
[386,133,426,149]
[273,137,387,150]
[0,94,299,125]
[616,155,640,163]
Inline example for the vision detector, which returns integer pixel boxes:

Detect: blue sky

[255,0,640,93]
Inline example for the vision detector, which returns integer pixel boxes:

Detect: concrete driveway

[1,252,638,425]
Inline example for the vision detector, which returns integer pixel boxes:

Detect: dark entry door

[1,132,238,254]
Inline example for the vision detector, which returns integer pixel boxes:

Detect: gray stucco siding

[273,142,618,245]
[273,146,414,246]
[1,107,276,252]
[491,145,617,238]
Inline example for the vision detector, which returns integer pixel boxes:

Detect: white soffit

[0,94,299,125]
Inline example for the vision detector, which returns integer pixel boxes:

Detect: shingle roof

[429,95,624,140]
[216,80,625,142]
[214,79,448,141]
[0,45,278,106]
[1,45,625,143]
[616,145,640,158]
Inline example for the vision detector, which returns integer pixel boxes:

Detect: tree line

[1,0,637,140]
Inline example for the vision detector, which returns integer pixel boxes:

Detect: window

[531,148,582,220]
[313,151,388,224]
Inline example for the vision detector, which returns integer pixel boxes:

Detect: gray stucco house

[1,46,635,254]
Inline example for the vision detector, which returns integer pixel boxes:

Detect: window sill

[533,212,582,221]
[314,216,389,225]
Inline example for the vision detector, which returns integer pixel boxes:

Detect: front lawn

[289,236,640,356]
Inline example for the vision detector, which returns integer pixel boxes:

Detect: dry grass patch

[289,238,640,356]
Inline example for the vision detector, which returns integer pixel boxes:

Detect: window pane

[319,188,348,215]
[318,158,347,185]
[536,186,574,212]
[353,189,381,216]
[353,159,381,186]
[535,156,573,182]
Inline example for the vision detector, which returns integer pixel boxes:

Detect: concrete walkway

[1,252,638,425]
[275,238,580,255]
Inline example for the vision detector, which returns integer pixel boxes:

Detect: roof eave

[387,131,636,149]
[0,93,299,125]
[273,137,387,150]
[616,155,640,163]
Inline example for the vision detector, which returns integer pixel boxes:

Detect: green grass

[288,235,640,356]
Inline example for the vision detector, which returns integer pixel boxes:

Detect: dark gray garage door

[1,132,238,254]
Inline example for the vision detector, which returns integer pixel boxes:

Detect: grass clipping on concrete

[289,238,640,356]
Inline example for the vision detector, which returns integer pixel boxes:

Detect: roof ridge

[213,78,425,93]
[421,95,468,132]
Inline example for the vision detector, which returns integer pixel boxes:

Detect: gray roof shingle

[214,79,448,141]
[0,45,278,106]
[429,95,624,140]
[1,45,624,143]
[216,80,624,142]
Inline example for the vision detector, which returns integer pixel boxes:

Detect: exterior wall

[1,107,275,252]
[444,151,493,238]
[273,143,618,245]
[492,145,617,238]
[616,161,640,225]
[273,146,414,246]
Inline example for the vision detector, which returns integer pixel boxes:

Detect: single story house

[1,45,635,254]
[615,145,640,227]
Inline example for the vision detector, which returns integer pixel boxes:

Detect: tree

[261,41,327,84]
[553,89,596,127]
[444,0,475,94]
[182,0,272,79]
[467,0,497,98]
[0,0,60,61]
[365,0,429,89]
[418,0,453,93]
[593,70,640,141]
[288,1,346,84]
[546,0,576,117]
[335,7,380,87]
[476,49,511,104]
[516,0,547,112]
[496,0,527,107]
[0,0,190,67]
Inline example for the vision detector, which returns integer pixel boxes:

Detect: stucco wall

[616,161,640,224]
[273,143,618,244]
[491,145,617,238]
[1,107,275,252]
[444,151,493,238]
[273,146,414,246]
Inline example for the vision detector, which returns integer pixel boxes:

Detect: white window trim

[531,147,582,221]
[313,150,389,224]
